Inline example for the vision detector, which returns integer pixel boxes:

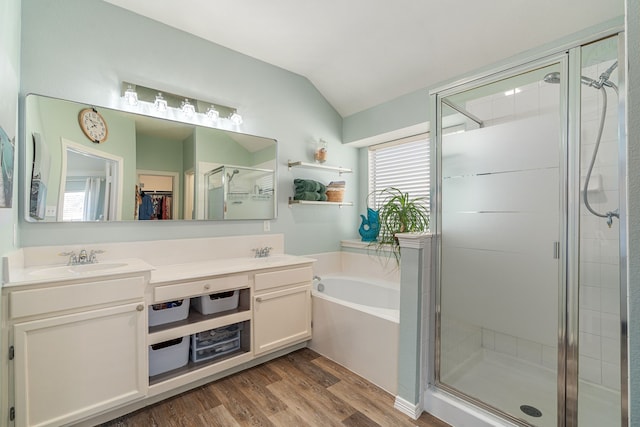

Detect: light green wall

[343,90,429,144]
[195,127,251,166]
[19,0,356,254]
[136,134,185,173]
[182,134,195,174]
[252,145,276,167]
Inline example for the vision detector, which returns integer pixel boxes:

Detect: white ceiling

[105,0,623,117]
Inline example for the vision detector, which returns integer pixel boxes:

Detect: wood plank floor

[100,348,450,427]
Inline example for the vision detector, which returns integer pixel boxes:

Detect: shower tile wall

[456,62,621,390]
[578,60,620,390]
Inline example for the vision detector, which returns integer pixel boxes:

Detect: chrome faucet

[252,246,273,258]
[78,249,89,264]
[59,249,105,265]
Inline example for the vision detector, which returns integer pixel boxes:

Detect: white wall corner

[396,232,433,249]
[394,395,423,420]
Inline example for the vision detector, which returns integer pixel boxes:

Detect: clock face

[79,108,108,143]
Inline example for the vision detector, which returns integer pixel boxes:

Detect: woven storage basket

[326,189,345,202]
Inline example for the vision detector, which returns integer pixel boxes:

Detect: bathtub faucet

[313,275,321,281]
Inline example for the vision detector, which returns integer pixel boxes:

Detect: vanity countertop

[150,254,316,284]
[4,254,316,288]
[4,258,155,287]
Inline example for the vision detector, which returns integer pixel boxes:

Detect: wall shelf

[288,160,352,175]
[288,198,353,208]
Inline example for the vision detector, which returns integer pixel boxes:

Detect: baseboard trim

[394,395,422,420]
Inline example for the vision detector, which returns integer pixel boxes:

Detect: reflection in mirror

[24,94,278,222]
[205,165,275,220]
[60,141,123,221]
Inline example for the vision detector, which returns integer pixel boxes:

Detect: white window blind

[368,134,430,211]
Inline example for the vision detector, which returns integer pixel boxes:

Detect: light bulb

[229,112,243,125]
[181,99,195,118]
[124,85,138,106]
[154,93,167,112]
[206,105,219,123]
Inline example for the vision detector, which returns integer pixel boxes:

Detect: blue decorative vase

[358,208,380,242]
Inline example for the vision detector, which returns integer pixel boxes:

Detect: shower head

[542,71,598,87]
[226,169,240,184]
[543,71,561,84]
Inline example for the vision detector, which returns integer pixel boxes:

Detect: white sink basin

[28,262,129,277]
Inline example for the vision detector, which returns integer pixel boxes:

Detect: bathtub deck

[100,348,449,427]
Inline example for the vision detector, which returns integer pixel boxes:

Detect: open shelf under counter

[287,160,352,175]
[288,198,353,208]
[148,308,251,345]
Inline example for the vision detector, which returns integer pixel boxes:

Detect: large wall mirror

[24,94,277,222]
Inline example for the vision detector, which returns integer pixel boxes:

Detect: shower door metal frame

[432,52,571,426]
[615,31,628,427]
[428,26,628,427]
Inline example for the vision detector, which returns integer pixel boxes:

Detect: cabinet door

[253,285,311,356]
[13,302,147,427]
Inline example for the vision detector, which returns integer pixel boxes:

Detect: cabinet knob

[256,297,263,303]
[204,284,211,290]
[136,304,144,312]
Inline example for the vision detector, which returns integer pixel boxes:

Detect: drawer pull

[256,297,263,303]
[204,284,211,290]
[136,304,144,312]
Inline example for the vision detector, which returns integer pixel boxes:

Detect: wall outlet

[263,220,270,232]
[45,206,56,217]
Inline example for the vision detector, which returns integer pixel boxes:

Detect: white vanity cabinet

[253,266,313,355]
[6,276,147,427]
[2,252,315,427]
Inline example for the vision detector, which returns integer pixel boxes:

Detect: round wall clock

[78,108,108,143]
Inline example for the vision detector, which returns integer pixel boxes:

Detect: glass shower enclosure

[433,34,624,427]
[204,165,275,220]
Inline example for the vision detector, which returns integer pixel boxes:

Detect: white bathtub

[309,275,400,394]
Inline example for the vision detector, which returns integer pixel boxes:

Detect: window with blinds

[368,134,430,211]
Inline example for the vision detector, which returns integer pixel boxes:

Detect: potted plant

[368,187,430,266]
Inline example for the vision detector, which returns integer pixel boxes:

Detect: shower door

[436,60,565,426]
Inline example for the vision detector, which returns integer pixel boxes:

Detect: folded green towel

[294,191,323,201]
[294,179,326,193]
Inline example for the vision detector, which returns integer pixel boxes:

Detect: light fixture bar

[121,82,239,122]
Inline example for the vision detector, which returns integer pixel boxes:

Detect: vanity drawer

[254,266,312,292]
[9,276,145,319]
[153,274,249,303]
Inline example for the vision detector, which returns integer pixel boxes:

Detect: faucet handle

[89,249,105,263]
[59,251,77,265]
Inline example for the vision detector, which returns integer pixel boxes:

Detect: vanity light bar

[120,82,242,126]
